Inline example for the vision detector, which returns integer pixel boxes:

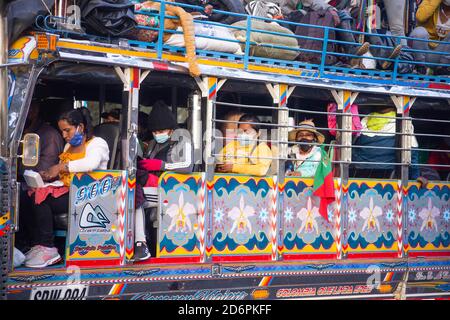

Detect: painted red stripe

[408,251,450,258]
[212,255,271,262]
[346,252,399,259]
[283,253,337,260]
[138,256,201,264]
[153,61,169,71]
[66,259,121,268]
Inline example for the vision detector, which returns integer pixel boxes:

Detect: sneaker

[350,42,370,67]
[133,242,151,261]
[24,245,43,261]
[25,246,61,268]
[381,44,403,70]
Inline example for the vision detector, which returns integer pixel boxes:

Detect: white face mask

[444,0,450,6]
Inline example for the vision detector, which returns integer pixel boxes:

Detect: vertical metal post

[195,76,226,263]
[331,90,358,259]
[267,83,293,261]
[319,28,329,77]
[0,2,8,158]
[157,0,166,60]
[115,67,150,264]
[0,1,9,300]
[391,95,415,258]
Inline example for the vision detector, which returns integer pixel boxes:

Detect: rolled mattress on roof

[231,19,299,61]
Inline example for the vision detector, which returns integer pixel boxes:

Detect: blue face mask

[69,126,84,146]
[154,132,170,144]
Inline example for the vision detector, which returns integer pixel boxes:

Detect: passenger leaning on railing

[25,108,110,268]
[216,114,273,176]
[286,120,324,177]
[409,0,450,74]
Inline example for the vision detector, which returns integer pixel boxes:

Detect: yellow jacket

[217,141,273,177]
[416,0,445,48]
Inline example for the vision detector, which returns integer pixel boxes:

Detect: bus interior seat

[93,122,121,170]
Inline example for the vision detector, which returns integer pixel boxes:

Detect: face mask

[444,0,450,6]
[154,133,170,144]
[69,126,84,147]
[237,133,256,146]
[298,139,314,152]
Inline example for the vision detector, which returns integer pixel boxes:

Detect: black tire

[209,0,246,25]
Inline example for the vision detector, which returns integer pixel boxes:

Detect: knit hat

[288,119,325,144]
[148,100,177,131]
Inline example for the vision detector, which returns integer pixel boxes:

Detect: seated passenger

[136,100,194,260]
[216,114,272,176]
[25,108,109,268]
[351,107,420,179]
[15,101,65,255]
[101,108,121,123]
[409,0,450,74]
[286,120,324,177]
[218,110,244,147]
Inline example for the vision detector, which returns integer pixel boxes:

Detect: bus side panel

[407,182,450,258]
[345,179,399,259]
[211,175,273,262]
[65,171,125,267]
[157,173,203,262]
[281,178,336,260]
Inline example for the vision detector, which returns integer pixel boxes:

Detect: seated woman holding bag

[25,108,109,268]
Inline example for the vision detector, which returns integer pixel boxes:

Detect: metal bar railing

[35,0,450,84]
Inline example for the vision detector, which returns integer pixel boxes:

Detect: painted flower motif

[228,196,255,234]
[259,208,269,223]
[385,209,395,224]
[408,209,416,223]
[284,207,294,223]
[360,197,382,232]
[327,207,334,223]
[348,208,357,224]
[214,208,224,223]
[444,210,450,223]
[297,197,320,234]
[419,198,440,232]
[166,193,196,233]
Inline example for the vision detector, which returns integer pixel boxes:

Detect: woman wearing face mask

[286,120,324,178]
[216,114,273,177]
[136,101,193,260]
[25,108,109,268]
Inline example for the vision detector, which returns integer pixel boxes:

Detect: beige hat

[288,119,325,144]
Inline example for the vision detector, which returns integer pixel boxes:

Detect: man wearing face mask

[286,120,325,177]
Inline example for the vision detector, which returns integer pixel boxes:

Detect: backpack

[293,9,337,65]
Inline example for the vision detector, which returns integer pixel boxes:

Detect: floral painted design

[297,197,320,234]
[385,209,395,224]
[228,196,255,234]
[419,198,440,232]
[284,207,294,223]
[348,208,357,224]
[166,193,196,233]
[214,208,224,223]
[444,209,450,223]
[360,197,382,232]
[259,208,269,223]
[408,209,416,223]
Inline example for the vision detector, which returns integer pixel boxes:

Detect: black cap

[148,100,177,131]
